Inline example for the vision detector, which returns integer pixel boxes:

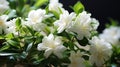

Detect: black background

[59,0,120,32]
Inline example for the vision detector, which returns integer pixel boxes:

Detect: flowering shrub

[0,0,120,67]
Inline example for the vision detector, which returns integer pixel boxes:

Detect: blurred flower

[0,15,8,34]
[67,11,99,40]
[27,9,47,23]
[68,51,85,67]
[5,18,25,35]
[91,18,99,30]
[89,36,112,67]
[25,9,48,32]
[99,26,120,46]
[37,34,66,58]
[4,18,18,35]
[0,0,118,66]
[54,10,76,33]
[49,0,64,13]
[0,0,9,14]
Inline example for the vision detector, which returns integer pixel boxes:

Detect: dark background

[60,0,120,32]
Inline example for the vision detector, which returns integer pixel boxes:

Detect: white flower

[0,15,8,34]
[37,34,66,58]
[89,36,112,67]
[0,0,9,14]
[24,20,47,32]
[49,0,64,13]
[27,9,47,23]
[67,11,99,40]
[68,51,85,67]
[99,26,120,45]
[5,18,25,35]
[54,10,76,33]
[91,18,99,30]
[4,18,18,35]
[25,9,48,32]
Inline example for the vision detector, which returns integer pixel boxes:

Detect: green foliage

[0,44,10,51]
[109,45,120,66]
[15,18,22,31]
[5,33,14,40]
[106,18,119,28]
[0,35,4,39]
[0,0,119,67]
[0,53,17,56]
[77,37,89,46]
[34,0,48,8]
[72,1,85,14]
[25,26,35,36]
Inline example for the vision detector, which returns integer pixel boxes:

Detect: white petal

[47,33,54,40]
[44,48,53,58]
[54,45,66,58]
[37,43,47,51]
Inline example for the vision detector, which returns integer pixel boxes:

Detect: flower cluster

[0,0,120,67]
[0,0,9,15]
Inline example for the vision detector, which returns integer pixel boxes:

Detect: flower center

[0,21,4,26]
[49,43,56,48]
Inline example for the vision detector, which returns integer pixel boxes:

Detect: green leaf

[0,35,4,39]
[106,18,119,28]
[77,37,88,46]
[45,5,49,14]
[26,43,33,52]
[8,0,17,9]
[73,1,84,14]
[26,26,34,35]
[109,18,118,26]
[24,0,27,3]
[20,51,28,59]
[7,40,19,48]
[51,11,60,19]
[18,0,25,8]
[0,53,17,56]
[20,26,29,35]
[15,18,21,30]
[68,42,75,50]
[34,0,48,8]
[90,31,98,37]
[0,44,10,51]
[5,33,14,39]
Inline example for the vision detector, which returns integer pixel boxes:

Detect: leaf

[0,35,4,39]
[5,33,14,39]
[20,26,29,35]
[0,53,17,56]
[109,18,118,26]
[73,1,84,14]
[45,5,49,14]
[15,18,21,30]
[20,51,28,59]
[51,10,60,19]
[34,0,48,8]
[68,42,75,50]
[82,55,89,60]
[7,40,19,48]
[77,37,88,46]
[0,44,10,51]
[18,0,25,9]
[26,26,34,35]
[26,43,33,52]
[106,18,119,28]
[9,0,17,9]
[24,0,27,3]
